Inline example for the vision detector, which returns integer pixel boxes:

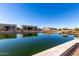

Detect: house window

[12,26,15,29]
[27,27,33,30]
[4,26,10,31]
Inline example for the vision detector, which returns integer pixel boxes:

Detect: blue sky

[0,3,79,28]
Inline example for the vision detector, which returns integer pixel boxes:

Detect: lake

[0,33,74,56]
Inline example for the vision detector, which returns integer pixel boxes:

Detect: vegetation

[74,28,79,32]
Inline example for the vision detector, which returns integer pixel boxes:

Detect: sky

[0,3,79,28]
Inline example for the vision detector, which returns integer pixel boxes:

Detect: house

[0,23,17,31]
[21,25,38,30]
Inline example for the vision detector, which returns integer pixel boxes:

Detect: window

[27,27,32,30]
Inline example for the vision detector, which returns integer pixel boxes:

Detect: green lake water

[0,33,74,56]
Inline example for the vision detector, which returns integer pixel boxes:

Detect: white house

[21,25,38,30]
[0,23,17,31]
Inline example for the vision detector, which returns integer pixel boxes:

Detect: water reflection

[0,34,16,39]
[0,33,38,39]
[22,33,37,38]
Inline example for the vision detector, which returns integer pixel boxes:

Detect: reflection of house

[0,34,16,39]
[0,23,17,31]
[23,33,37,38]
[21,25,38,30]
